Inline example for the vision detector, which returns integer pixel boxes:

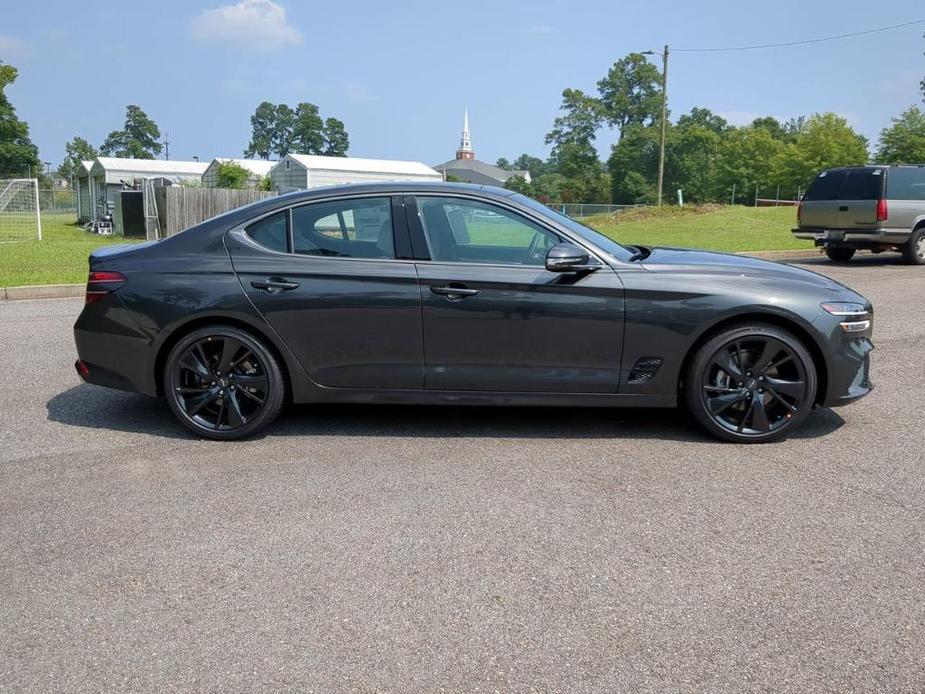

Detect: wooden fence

[153,187,277,239]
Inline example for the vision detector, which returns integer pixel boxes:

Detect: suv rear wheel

[902,228,925,265]
[825,246,855,263]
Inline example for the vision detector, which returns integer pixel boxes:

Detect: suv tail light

[86,270,126,304]
[876,198,888,222]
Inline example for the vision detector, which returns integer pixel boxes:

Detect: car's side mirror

[545,243,599,272]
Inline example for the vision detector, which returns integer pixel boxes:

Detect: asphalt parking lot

[1,255,923,692]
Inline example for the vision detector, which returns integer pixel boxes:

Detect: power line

[673,18,925,53]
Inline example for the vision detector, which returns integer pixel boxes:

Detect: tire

[901,227,925,265]
[825,246,855,263]
[684,323,817,443]
[163,325,286,440]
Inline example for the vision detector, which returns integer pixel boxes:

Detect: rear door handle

[251,278,300,293]
[430,285,480,300]
[838,206,849,212]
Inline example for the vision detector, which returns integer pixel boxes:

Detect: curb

[1,284,84,301]
[738,249,821,260]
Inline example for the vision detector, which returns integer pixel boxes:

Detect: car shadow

[787,254,907,268]
[47,383,846,443]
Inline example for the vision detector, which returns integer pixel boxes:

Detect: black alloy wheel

[685,324,817,443]
[164,326,285,440]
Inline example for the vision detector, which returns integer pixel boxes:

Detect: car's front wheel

[825,246,855,262]
[164,326,285,440]
[684,324,817,443]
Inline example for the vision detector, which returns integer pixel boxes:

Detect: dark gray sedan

[74,183,873,443]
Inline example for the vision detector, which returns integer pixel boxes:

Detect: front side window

[245,210,288,252]
[292,197,394,259]
[415,197,560,266]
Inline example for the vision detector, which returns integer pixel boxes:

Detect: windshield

[509,194,637,262]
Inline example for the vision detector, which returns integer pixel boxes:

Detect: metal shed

[269,154,442,192]
[201,158,276,189]
[88,157,208,215]
[75,160,95,222]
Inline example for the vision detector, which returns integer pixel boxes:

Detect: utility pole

[163,133,170,161]
[643,45,669,206]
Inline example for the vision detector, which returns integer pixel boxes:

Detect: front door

[408,195,625,393]
[227,195,423,389]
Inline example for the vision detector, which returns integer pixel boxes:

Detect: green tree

[496,157,512,170]
[596,53,662,138]
[215,161,251,189]
[608,123,660,203]
[875,106,925,163]
[513,154,548,180]
[100,105,162,159]
[750,116,786,141]
[291,102,325,154]
[545,89,605,202]
[322,118,349,156]
[271,104,296,158]
[57,136,98,180]
[716,125,783,202]
[0,62,41,177]
[244,101,277,159]
[770,113,869,194]
[664,109,728,202]
[503,175,534,196]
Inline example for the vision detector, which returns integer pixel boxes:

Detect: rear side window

[803,170,847,200]
[886,168,925,200]
[291,197,394,259]
[804,169,883,201]
[245,211,288,252]
[840,169,883,200]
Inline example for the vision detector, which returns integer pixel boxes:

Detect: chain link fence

[548,203,642,219]
[38,188,78,225]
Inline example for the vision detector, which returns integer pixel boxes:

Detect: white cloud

[190,0,302,51]
[0,34,29,59]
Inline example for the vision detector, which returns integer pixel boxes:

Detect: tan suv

[792,165,925,264]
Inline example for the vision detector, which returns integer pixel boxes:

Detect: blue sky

[2,0,923,168]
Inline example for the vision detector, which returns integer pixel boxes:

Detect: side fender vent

[628,357,663,384]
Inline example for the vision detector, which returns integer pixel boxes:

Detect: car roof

[273,180,516,204]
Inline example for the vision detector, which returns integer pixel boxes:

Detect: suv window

[804,170,847,201]
[292,197,394,258]
[840,169,883,200]
[415,197,560,266]
[245,211,288,252]
[886,168,925,201]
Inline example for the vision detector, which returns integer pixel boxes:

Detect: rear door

[837,168,883,229]
[800,169,847,228]
[226,195,424,389]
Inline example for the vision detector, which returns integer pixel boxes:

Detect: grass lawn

[583,204,813,253]
[0,217,142,287]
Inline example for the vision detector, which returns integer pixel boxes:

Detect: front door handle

[838,206,849,212]
[430,285,480,300]
[251,278,300,293]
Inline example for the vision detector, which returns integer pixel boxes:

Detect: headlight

[820,302,869,316]
[821,302,871,333]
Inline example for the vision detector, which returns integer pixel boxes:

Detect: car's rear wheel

[164,326,285,440]
[684,324,817,443]
[825,246,855,262]
[901,228,925,265]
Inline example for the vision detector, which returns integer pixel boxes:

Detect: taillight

[876,198,888,222]
[86,270,126,304]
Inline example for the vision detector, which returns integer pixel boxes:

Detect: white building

[270,154,442,192]
[85,157,209,215]
[201,158,277,188]
[75,160,95,222]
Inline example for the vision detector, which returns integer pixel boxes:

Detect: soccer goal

[0,178,41,243]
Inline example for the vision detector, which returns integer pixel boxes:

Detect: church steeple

[456,108,474,160]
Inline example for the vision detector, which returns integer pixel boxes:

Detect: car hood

[637,246,862,298]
